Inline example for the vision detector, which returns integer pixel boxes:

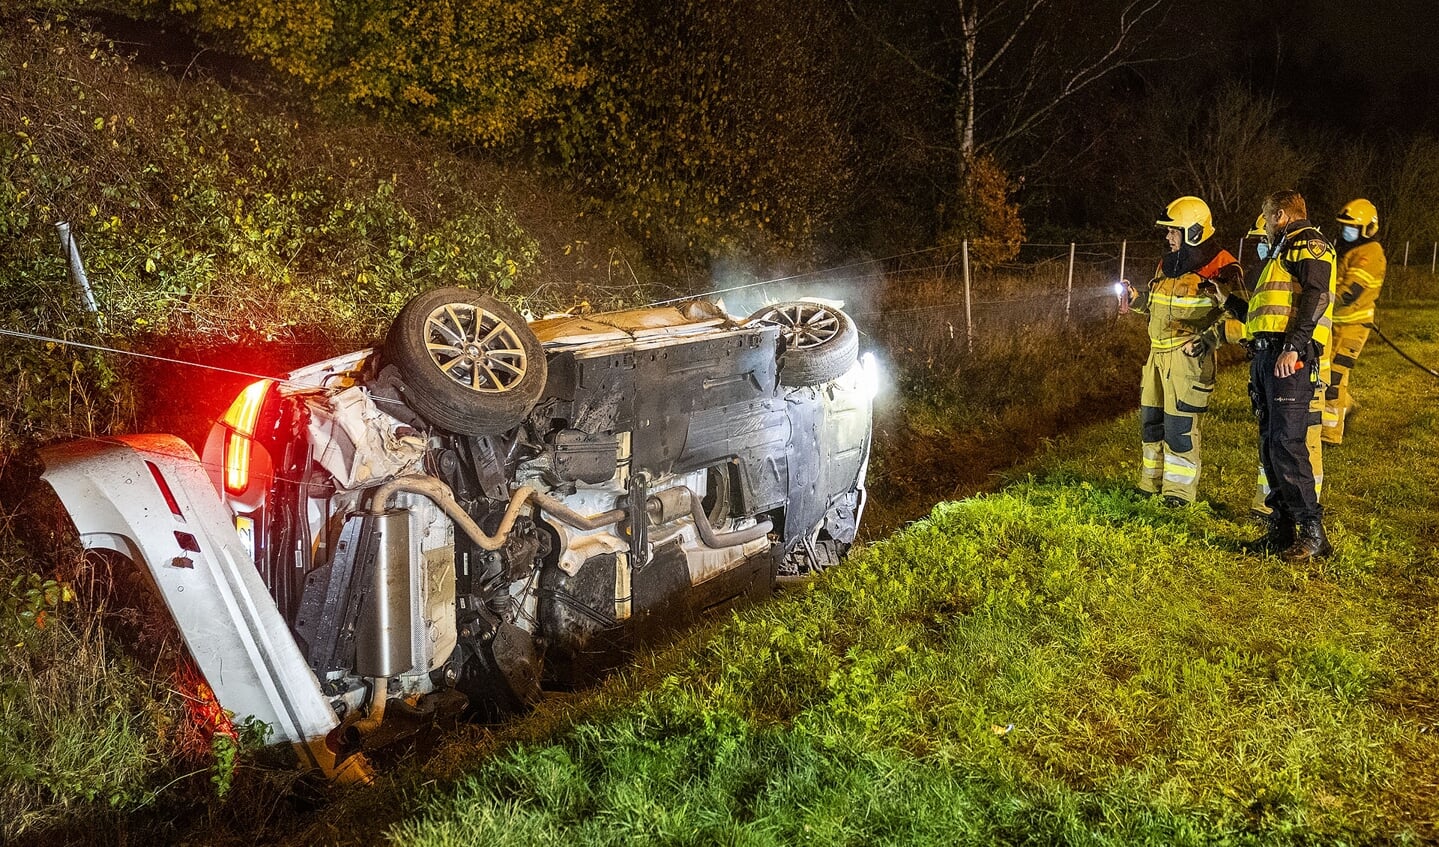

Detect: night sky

[1194,0,1436,134]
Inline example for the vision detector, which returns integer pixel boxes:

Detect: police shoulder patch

[1308,239,1330,258]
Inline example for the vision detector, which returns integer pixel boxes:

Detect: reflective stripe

[1149,293,1218,309]
[1346,267,1381,287]
[1163,454,1198,485]
[1150,336,1190,352]
[1333,308,1374,325]
[1140,445,1163,491]
[1249,302,1297,320]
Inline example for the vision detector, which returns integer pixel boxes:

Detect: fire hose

[1365,322,1439,380]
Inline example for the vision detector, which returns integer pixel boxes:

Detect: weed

[3,572,73,630]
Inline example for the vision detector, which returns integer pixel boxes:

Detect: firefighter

[1324,198,1386,444]
[1238,215,1325,519]
[1209,191,1336,561]
[1124,196,1241,505]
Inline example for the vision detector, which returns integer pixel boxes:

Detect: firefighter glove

[1338,284,1361,306]
[1203,263,1243,300]
[1183,336,1210,358]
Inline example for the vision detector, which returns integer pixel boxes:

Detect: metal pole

[1404,240,1410,266]
[56,222,99,314]
[1119,240,1127,287]
[1065,242,1075,323]
[963,240,973,354]
[1431,242,1436,275]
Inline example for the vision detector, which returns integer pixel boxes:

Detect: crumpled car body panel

[39,434,369,781]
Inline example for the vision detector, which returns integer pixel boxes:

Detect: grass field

[347,303,1439,846]
[6,299,1434,846]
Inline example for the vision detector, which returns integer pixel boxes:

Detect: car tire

[384,287,547,436]
[746,301,859,386]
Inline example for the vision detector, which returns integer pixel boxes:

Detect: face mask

[1342,225,1360,242]
[1255,242,1271,261]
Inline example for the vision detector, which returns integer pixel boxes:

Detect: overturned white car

[41,289,874,779]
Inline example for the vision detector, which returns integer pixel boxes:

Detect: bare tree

[1315,138,1378,222]
[1162,83,1315,235]
[1382,136,1439,243]
[847,0,1171,165]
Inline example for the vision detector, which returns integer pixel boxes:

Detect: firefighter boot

[1246,515,1295,556]
[1282,519,1333,563]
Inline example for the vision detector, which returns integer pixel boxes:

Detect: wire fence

[5,232,1439,433]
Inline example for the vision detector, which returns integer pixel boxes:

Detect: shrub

[1,17,544,344]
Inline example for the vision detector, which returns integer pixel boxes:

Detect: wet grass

[366,304,1439,846]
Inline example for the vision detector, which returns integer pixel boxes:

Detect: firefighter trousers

[1250,345,1324,522]
[1138,345,1215,502]
[1323,323,1370,444]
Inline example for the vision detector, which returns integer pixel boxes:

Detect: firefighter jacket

[1130,241,1237,352]
[1241,221,1335,355]
[1334,239,1385,325]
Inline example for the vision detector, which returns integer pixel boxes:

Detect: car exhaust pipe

[646,486,772,548]
[345,677,389,742]
[355,510,412,678]
[345,508,411,744]
[365,475,626,548]
[370,475,771,554]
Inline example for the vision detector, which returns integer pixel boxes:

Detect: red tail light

[221,380,273,495]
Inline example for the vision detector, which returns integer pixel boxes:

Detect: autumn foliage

[146,0,858,261]
[938,153,1025,267]
[171,0,603,147]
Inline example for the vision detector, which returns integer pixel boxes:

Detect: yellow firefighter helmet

[1155,196,1215,247]
[1247,214,1266,237]
[1335,198,1379,238]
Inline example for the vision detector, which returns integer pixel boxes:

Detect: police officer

[1125,196,1241,505]
[1324,198,1387,444]
[1210,190,1336,561]
[1239,215,1326,520]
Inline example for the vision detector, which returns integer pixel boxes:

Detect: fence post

[1065,242,1075,323]
[963,240,973,354]
[1431,242,1436,275]
[1404,240,1410,266]
[56,222,99,314]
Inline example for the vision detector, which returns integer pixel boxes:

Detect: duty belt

[1248,334,1285,351]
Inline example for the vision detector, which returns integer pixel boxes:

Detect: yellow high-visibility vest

[1245,226,1335,352]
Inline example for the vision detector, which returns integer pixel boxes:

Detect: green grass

[372,304,1439,846]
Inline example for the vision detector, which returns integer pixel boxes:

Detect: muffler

[354,509,413,678]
